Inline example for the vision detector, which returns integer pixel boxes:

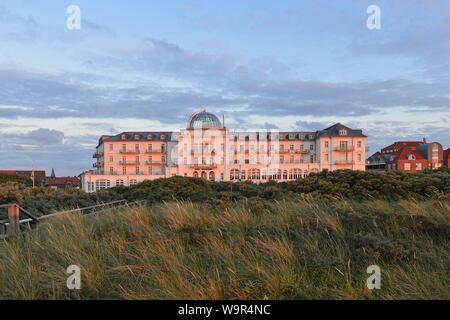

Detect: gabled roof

[317,123,366,138]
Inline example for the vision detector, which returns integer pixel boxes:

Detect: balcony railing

[119,149,140,154]
[145,161,165,165]
[93,162,104,168]
[189,164,218,169]
[145,149,164,154]
[119,161,140,165]
[333,146,355,152]
[334,160,355,165]
[93,152,103,158]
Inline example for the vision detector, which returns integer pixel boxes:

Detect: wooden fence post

[7,204,20,236]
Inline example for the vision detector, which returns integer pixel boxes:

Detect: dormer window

[339,129,348,136]
[289,133,294,140]
[407,154,416,160]
[147,133,153,140]
[121,134,127,140]
[160,134,166,140]
[134,134,140,140]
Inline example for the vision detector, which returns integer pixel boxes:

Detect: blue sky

[0,0,449,175]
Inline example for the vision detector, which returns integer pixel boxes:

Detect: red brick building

[367,140,447,172]
[46,177,81,190]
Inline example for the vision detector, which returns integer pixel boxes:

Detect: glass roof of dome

[187,110,223,129]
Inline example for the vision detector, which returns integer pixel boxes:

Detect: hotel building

[80,110,367,192]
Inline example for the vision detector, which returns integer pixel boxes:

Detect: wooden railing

[0,200,146,239]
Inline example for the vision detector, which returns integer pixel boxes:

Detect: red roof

[381,141,423,154]
[46,177,80,187]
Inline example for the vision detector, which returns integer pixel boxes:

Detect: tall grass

[0,198,448,300]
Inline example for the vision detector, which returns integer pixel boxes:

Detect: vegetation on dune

[0,169,448,300]
[0,198,448,300]
[0,168,449,217]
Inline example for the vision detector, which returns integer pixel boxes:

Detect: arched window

[407,154,416,160]
[276,169,282,180]
[201,171,207,179]
[261,169,268,180]
[193,171,199,178]
[288,169,294,180]
[230,169,239,181]
[283,170,288,180]
[240,170,246,180]
[209,171,215,181]
[249,169,260,180]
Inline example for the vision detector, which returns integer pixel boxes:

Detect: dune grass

[0,198,449,300]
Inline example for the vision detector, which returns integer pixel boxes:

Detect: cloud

[1,128,65,147]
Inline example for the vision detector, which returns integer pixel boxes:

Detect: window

[130,179,138,186]
[109,156,113,162]
[122,167,126,174]
[121,134,127,140]
[283,170,288,180]
[310,144,314,150]
[136,167,140,174]
[416,163,422,170]
[324,141,329,149]
[161,143,166,152]
[116,180,124,186]
[357,141,362,148]
[149,167,153,175]
[109,167,114,174]
[290,144,294,151]
[339,129,348,136]
[147,133,153,140]
[135,144,140,152]
[358,154,362,161]
[290,155,294,163]
[404,163,411,171]
[160,134,166,140]
[310,155,314,163]
[407,154,416,160]
[134,134,140,140]
[122,144,126,152]
[324,154,329,162]
[109,144,113,151]
[280,155,284,163]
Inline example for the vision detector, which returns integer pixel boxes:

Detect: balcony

[294,149,311,154]
[334,160,355,165]
[119,149,140,154]
[119,161,140,165]
[145,161,165,165]
[145,149,164,154]
[93,152,103,158]
[93,162,104,168]
[189,164,218,170]
[333,146,355,152]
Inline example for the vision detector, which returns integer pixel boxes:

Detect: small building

[46,177,81,190]
[367,140,447,172]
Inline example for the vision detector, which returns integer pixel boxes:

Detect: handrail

[0,204,39,222]
[0,200,146,232]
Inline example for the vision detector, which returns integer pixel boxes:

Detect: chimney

[423,137,427,143]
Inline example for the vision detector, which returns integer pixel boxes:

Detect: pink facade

[80,111,367,192]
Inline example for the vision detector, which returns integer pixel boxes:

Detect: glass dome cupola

[187,110,223,129]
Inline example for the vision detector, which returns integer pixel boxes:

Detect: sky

[0,0,449,176]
